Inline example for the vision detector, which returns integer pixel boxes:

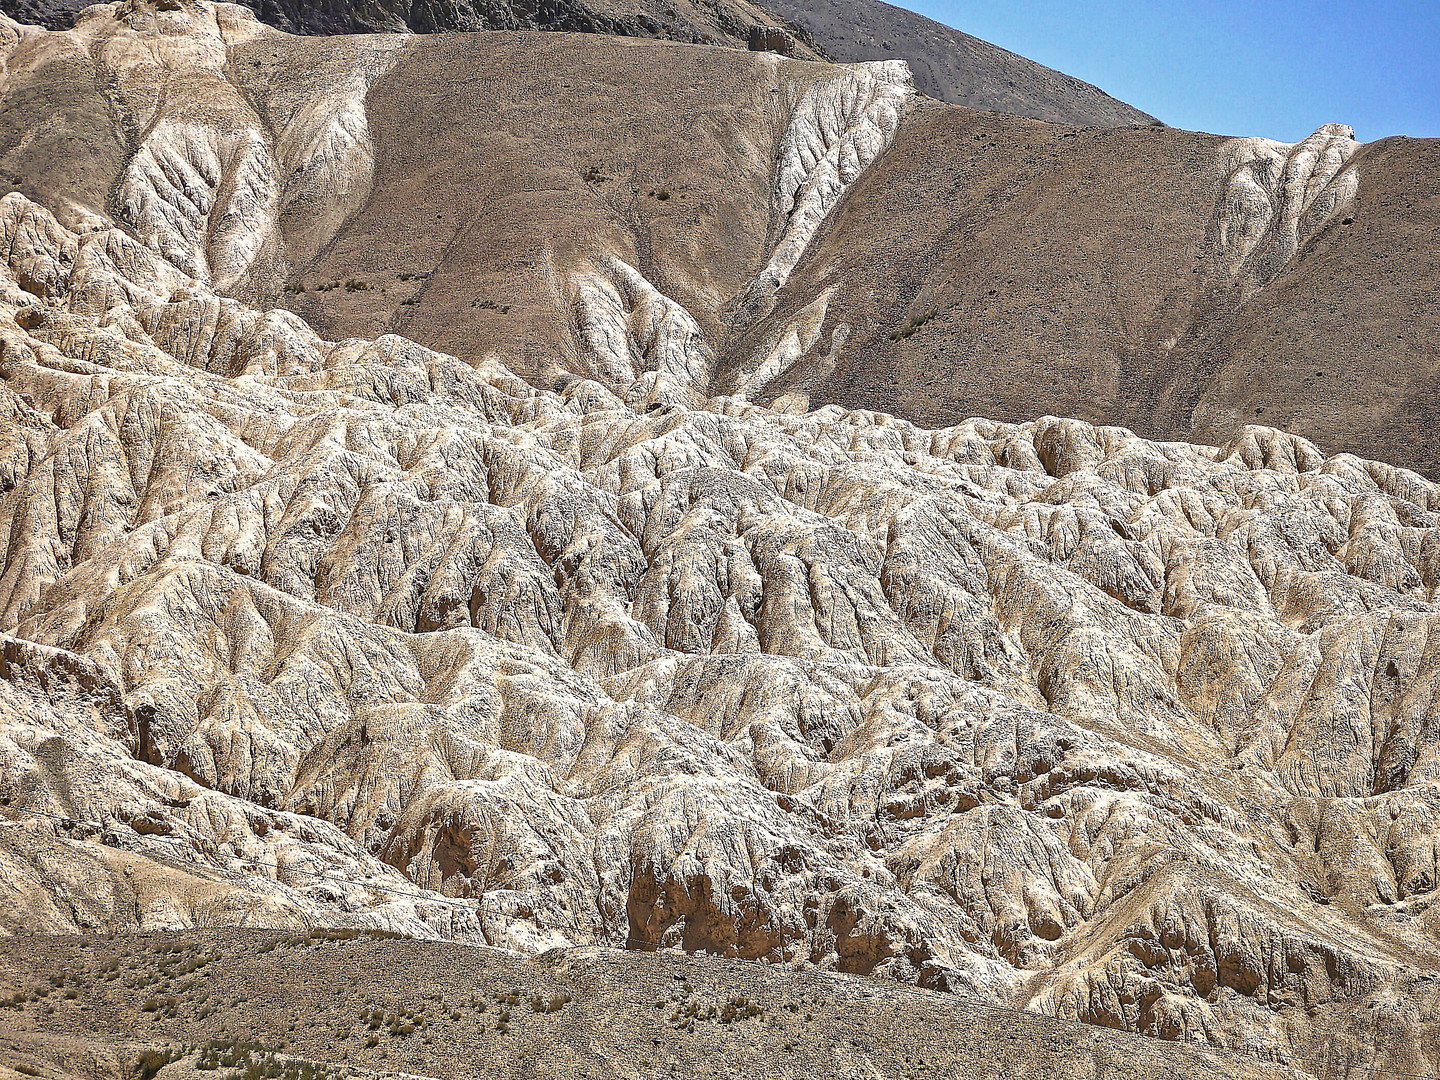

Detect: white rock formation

[569,256,714,408]
[1210,123,1360,295]
[743,60,912,314]
[2,1,402,294]
[2,189,1440,1071]
[567,61,910,405]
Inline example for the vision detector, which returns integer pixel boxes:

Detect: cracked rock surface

[1,6,1439,1077]
[2,183,1440,1075]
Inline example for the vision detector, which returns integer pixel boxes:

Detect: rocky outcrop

[0,0,828,57]
[747,23,793,54]
[741,59,911,319]
[1209,123,1360,297]
[3,187,1440,1076]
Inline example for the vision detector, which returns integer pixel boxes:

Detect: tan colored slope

[1,0,1158,129]
[728,108,1440,477]
[0,932,1316,1079]
[1,5,1434,475]
[759,0,1156,125]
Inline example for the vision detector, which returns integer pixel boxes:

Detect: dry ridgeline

[0,3,1439,1079]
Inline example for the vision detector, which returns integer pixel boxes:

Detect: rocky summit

[0,3,1437,1079]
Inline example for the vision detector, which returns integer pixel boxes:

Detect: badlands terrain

[0,2,1439,1078]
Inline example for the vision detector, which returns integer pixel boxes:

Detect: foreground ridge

[2,188,1440,1078]
[0,931,1317,1079]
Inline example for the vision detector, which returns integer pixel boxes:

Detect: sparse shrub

[131,1046,185,1080]
[344,279,368,292]
[889,306,938,341]
[364,1035,379,1048]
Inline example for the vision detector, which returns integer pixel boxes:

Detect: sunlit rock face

[1,5,1439,1078]
[2,186,1440,1073]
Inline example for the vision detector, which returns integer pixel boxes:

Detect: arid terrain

[0,0,1156,127]
[1,3,1439,1079]
[0,931,1323,1080]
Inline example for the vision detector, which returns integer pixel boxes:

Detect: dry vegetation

[0,932,1315,1080]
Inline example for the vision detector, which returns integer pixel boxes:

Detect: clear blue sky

[904,1,1439,142]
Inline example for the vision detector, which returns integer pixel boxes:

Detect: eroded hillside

[2,5,1440,1079]
[0,0,1157,128]
[3,2,1432,476]
[3,168,1440,1074]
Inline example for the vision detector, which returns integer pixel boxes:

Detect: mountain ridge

[758,0,1156,126]
[0,0,1158,128]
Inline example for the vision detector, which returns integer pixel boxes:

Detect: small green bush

[889,306,939,341]
[132,1045,185,1080]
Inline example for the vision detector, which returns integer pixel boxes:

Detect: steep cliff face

[1,6,1439,1078]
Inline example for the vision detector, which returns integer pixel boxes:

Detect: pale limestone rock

[739,59,912,316]
[2,191,1440,1071]
[1210,123,1360,296]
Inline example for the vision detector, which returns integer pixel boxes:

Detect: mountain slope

[5,180,1440,1075]
[0,0,1155,127]
[0,933,1316,1080]
[726,109,1440,478]
[759,0,1155,124]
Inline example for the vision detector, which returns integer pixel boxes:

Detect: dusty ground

[0,931,1316,1080]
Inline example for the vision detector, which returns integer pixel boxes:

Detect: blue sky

[905,1,1439,142]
